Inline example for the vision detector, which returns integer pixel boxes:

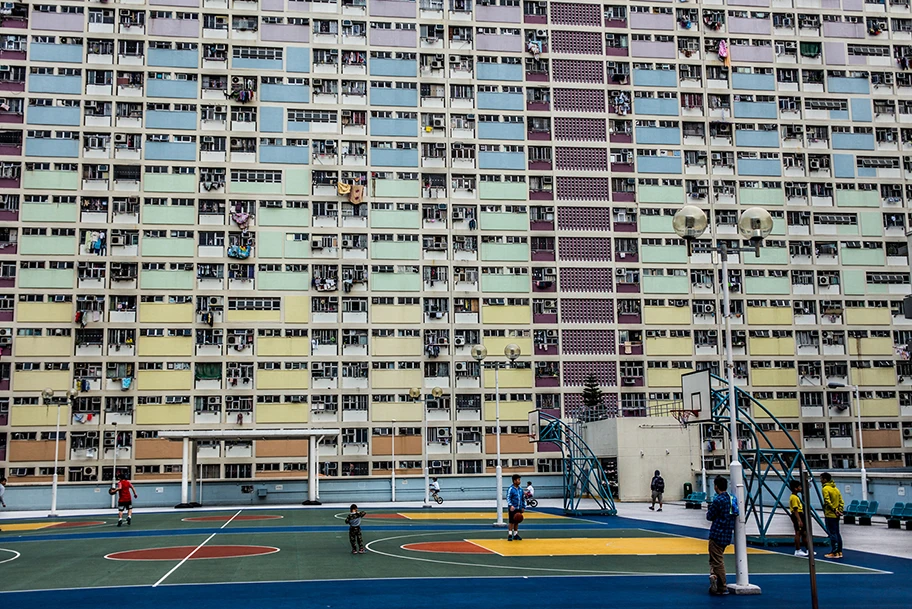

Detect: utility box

[257,487,268,498]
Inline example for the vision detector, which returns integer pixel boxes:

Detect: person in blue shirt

[506,473,525,541]
[706,476,739,595]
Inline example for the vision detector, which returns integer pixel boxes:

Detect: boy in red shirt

[113,474,138,527]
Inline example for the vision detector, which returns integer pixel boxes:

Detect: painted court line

[152,510,242,587]
[0,548,20,564]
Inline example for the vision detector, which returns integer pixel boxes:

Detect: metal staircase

[709,374,829,546]
[535,411,617,516]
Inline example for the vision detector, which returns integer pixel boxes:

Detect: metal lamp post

[827,382,866,500]
[472,343,520,527]
[673,205,773,595]
[391,418,396,502]
[110,421,118,508]
[410,386,433,507]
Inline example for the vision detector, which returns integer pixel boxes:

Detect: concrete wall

[0,474,564,511]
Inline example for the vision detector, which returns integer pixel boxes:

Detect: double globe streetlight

[672,206,773,595]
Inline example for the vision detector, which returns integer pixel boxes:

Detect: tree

[581,373,604,421]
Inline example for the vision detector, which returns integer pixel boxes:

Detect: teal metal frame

[535,411,617,516]
[709,374,829,546]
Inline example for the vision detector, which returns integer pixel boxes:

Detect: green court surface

[0,507,875,594]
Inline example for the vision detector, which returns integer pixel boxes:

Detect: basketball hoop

[671,409,696,429]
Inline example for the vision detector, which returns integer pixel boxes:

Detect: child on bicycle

[429,477,441,497]
[524,481,535,501]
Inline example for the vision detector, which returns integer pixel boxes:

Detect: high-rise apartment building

[0,0,910,489]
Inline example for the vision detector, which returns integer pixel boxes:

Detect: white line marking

[151,509,242,587]
[0,548,20,564]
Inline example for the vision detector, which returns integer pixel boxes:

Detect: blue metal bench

[887,502,906,529]
[858,500,879,526]
[843,499,865,524]
[684,491,706,509]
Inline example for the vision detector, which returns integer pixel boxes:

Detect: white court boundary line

[151,509,242,587]
[0,548,20,564]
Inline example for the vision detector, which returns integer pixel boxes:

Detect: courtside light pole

[673,206,772,596]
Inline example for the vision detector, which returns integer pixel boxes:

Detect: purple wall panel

[262,23,310,43]
[370,0,417,18]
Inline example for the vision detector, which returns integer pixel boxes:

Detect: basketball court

[1,504,905,608]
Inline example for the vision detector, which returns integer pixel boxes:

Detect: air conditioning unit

[449,56,460,63]
[114,134,127,144]
[341,239,353,248]
[209,297,221,306]
[431,460,443,468]
[455,362,468,372]
[83,466,96,476]
[536,29,548,38]
[542,176,553,186]
[431,61,444,69]
[713,457,726,468]
[546,330,558,338]
[544,267,555,276]
[110,235,124,246]
[312,239,323,248]
[616,268,626,276]
[437,428,450,438]
[818,276,830,286]
[433,118,445,128]
[342,19,353,27]
[904,428,912,438]
[544,299,557,308]
[704,304,715,314]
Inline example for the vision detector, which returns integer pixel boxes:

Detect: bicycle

[430,490,444,504]
[525,495,538,508]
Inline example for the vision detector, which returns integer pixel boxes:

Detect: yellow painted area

[483,368,533,389]
[749,337,796,356]
[226,309,281,323]
[401,512,563,521]
[643,306,690,325]
[848,337,893,356]
[135,404,191,425]
[645,337,693,356]
[746,307,793,326]
[753,399,799,419]
[137,336,193,357]
[482,336,533,357]
[859,398,898,417]
[284,296,310,323]
[751,369,797,387]
[14,336,71,357]
[646,368,693,388]
[13,370,70,392]
[257,336,310,357]
[139,302,194,324]
[15,302,71,323]
[257,369,309,390]
[10,404,70,426]
[136,369,193,391]
[844,307,891,326]
[0,522,64,532]
[373,401,423,422]
[372,336,422,357]
[851,367,896,387]
[483,400,534,421]
[372,304,422,324]
[372,369,423,389]
[481,305,531,325]
[468,537,770,557]
[255,402,309,424]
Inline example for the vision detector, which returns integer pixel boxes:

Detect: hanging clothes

[121,377,132,390]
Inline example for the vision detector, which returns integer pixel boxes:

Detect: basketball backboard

[681,369,710,418]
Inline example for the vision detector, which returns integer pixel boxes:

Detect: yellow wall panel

[481,305,531,324]
[371,304,422,324]
[751,368,797,387]
[16,302,71,323]
[643,306,690,325]
[753,399,799,419]
[372,369,423,389]
[284,295,310,323]
[137,336,193,357]
[13,370,70,392]
[746,307,793,325]
[860,398,898,417]
[135,404,192,425]
[844,307,891,326]
[257,337,310,357]
[851,367,896,387]
[256,370,309,390]
[483,400,534,421]
[372,402,423,422]
[10,404,70,427]
[372,337,422,357]
[482,336,533,357]
[646,368,693,388]
[139,303,194,323]
[749,337,796,356]
[136,370,193,391]
[255,403,310,424]
[848,337,893,356]
[645,337,693,356]
[225,309,281,323]
[14,336,71,357]
[483,368,533,389]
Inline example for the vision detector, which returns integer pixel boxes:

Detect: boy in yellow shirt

[789,481,808,557]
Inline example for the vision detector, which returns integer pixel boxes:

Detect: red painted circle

[182,515,284,522]
[48,521,106,529]
[106,545,279,561]
[402,541,494,554]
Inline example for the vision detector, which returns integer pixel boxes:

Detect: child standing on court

[345,504,366,554]
[789,480,809,557]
